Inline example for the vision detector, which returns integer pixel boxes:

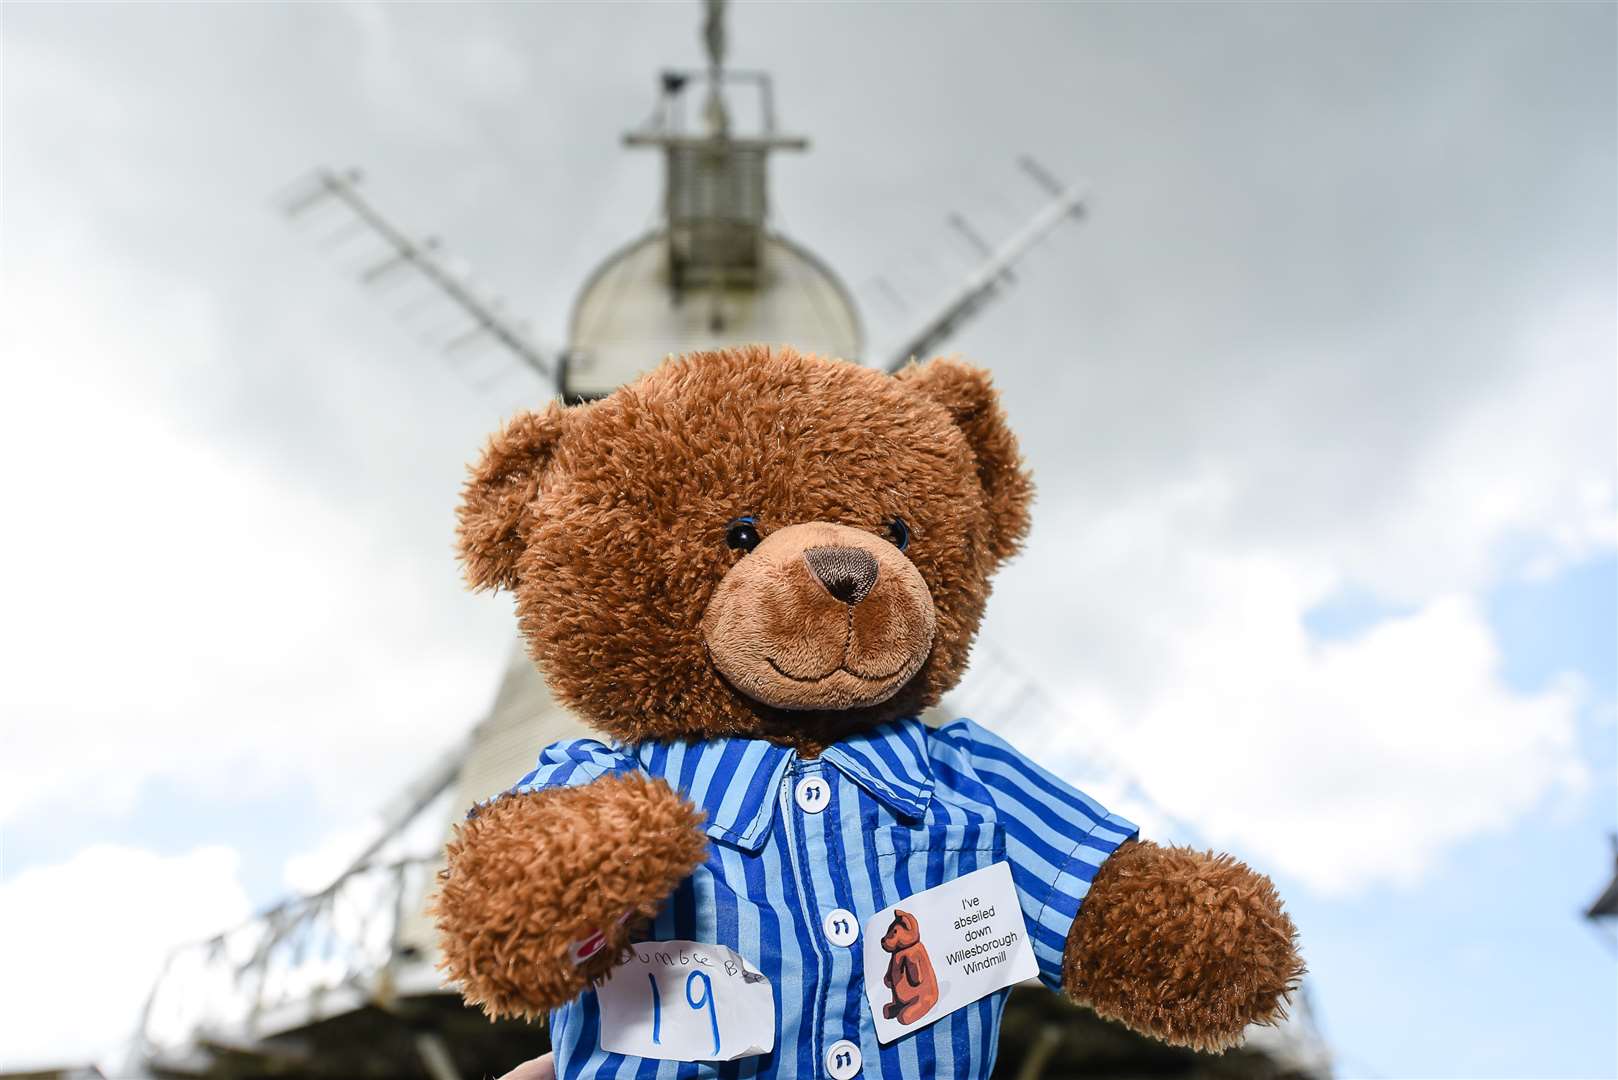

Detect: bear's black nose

[804,546,879,605]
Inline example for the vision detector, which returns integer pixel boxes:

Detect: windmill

[135,6,1331,1078]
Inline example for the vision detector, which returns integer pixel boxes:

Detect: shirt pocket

[872,821,1006,898]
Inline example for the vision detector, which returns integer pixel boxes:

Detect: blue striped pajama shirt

[501,716,1137,1079]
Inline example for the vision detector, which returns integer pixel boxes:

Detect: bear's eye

[886,517,910,551]
[725,516,762,554]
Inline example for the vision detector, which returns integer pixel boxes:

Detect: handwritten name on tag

[861,862,1038,1044]
[596,940,776,1061]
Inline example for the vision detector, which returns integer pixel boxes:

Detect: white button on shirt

[794,774,831,813]
[822,907,859,947]
[825,1039,862,1079]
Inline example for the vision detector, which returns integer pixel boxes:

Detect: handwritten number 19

[646,970,721,1056]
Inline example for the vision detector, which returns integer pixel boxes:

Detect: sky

[1,2,1614,1077]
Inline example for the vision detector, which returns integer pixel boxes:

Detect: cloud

[1308,294,1617,601]
[998,436,1596,893]
[0,248,505,826]
[1097,585,1580,895]
[0,845,251,1071]
[976,103,1612,898]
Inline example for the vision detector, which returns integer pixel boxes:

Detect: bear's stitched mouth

[761,605,915,684]
[765,655,913,684]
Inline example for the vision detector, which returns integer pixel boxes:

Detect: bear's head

[880,910,922,953]
[456,346,1031,751]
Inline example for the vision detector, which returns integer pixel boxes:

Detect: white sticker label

[860,862,1038,1044]
[596,940,776,1061]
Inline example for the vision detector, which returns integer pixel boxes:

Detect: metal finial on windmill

[702,0,729,136]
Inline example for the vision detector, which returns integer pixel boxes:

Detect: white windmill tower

[135,6,1330,1078]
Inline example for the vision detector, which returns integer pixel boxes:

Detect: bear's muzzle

[701,522,937,712]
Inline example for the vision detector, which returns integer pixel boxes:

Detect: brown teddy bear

[878,911,938,1026]
[433,346,1302,1078]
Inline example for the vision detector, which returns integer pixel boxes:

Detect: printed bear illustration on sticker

[880,910,939,1025]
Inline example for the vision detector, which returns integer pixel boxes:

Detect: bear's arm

[431,772,708,1020]
[1061,838,1304,1053]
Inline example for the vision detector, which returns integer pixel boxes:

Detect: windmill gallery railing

[139,855,446,1070]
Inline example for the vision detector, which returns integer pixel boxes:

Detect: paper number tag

[596,940,776,1061]
[861,862,1038,1044]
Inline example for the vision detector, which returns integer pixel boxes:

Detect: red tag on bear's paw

[569,911,634,965]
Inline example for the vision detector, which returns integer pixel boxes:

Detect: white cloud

[1087,585,1580,895]
[0,228,509,827]
[999,439,1597,893]
[0,845,251,1071]
[1322,294,1618,601]
[0,12,534,836]
[984,253,1610,898]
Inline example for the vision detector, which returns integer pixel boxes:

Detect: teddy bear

[878,911,938,1026]
[432,345,1302,1078]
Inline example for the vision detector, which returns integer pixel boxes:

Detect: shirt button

[794,775,830,814]
[823,908,859,947]
[825,1039,862,1079]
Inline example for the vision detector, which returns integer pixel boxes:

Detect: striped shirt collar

[633,717,935,853]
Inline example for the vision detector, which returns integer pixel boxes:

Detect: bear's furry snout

[702,521,937,712]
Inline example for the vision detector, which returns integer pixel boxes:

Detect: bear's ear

[895,357,1033,562]
[457,403,570,592]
